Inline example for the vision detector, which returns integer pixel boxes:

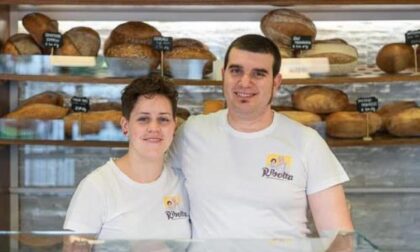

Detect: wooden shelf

[0,139,128,148]
[326,134,420,147]
[1,66,419,86]
[1,0,420,5]
[1,135,419,148]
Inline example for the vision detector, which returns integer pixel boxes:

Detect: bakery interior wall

[5,5,420,251]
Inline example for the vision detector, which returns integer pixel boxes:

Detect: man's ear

[273,73,282,91]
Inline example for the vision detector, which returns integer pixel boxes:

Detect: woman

[63,75,190,240]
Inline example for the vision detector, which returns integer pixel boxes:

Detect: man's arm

[308,184,354,235]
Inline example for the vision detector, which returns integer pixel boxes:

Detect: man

[169,34,353,239]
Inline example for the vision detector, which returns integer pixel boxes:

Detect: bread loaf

[376,43,414,74]
[279,111,322,126]
[203,100,225,114]
[298,41,358,76]
[5,104,68,120]
[2,34,42,56]
[22,12,59,49]
[386,107,420,137]
[173,38,207,49]
[19,91,64,108]
[105,43,160,69]
[292,86,349,114]
[164,46,216,75]
[326,112,382,138]
[261,9,316,46]
[57,27,100,56]
[106,21,161,50]
[64,110,122,136]
[377,101,417,129]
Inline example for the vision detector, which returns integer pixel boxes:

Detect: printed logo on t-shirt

[261,153,294,181]
[163,195,189,220]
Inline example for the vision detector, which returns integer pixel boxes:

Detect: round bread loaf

[164,46,216,75]
[22,12,59,49]
[105,43,160,69]
[292,86,349,114]
[64,110,122,136]
[326,111,382,138]
[274,41,294,58]
[203,99,225,114]
[2,33,42,56]
[386,107,420,137]
[173,38,207,49]
[57,27,100,56]
[279,111,322,126]
[261,9,316,46]
[107,21,161,49]
[89,102,122,112]
[376,43,414,74]
[377,101,417,130]
[298,41,358,76]
[5,104,68,120]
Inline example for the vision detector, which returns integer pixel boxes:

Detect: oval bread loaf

[64,110,122,136]
[22,12,59,49]
[261,9,316,46]
[279,111,322,126]
[5,104,68,120]
[57,27,100,56]
[2,34,42,56]
[106,21,161,50]
[326,112,382,138]
[292,86,349,114]
[386,107,420,137]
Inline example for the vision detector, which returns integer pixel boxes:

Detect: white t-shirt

[63,158,191,240]
[169,109,349,239]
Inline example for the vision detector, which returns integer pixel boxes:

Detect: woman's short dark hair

[121,75,178,119]
[223,34,281,76]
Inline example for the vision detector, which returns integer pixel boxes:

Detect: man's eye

[230,68,242,75]
[253,71,266,78]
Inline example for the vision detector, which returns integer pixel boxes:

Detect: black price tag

[291,36,312,50]
[71,96,90,113]
[356,97,379,113]
[152,36,173,51]
[405,30,420,45]
[43,32,63,49]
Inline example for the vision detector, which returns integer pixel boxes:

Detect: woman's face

[121,94,176,160]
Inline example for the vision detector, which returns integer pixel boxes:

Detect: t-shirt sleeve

[167,122,186,175]
[304,130,349,195]
[63,177,106,234]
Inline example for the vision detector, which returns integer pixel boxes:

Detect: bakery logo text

[261,154,293,181]
[163,195,188,220]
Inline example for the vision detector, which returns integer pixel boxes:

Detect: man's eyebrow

[228,64,242,69]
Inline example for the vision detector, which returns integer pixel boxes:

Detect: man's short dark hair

[223,34,281,76]
[121,75,178,119]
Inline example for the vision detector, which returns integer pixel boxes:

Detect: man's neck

[227,108,275,133]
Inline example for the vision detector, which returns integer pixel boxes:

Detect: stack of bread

[164,38,216,77]
[377,101,420,137]
[104,21,161,69]
[2,12,101,57]
[260,9,359,76]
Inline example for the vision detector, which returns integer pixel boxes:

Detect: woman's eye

[158,117,171,123]
[137,117,150,123]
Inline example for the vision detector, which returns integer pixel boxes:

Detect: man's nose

[239,73,253,87]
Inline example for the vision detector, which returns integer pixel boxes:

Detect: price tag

[43,32,63,49]
[71,96,90,113]
[405,30,420,45]
[152,36,173,51]
[291,36,312,50]
[356,97,379,113]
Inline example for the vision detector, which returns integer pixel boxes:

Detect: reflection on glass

[0,119,64,140]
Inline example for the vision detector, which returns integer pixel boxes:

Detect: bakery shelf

[1,0,420,5]
[0,139,128,148]
[1,65,420,86]
[0,135,419,148]
[326,134,420,147]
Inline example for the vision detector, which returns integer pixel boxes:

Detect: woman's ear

[120,116,129,135]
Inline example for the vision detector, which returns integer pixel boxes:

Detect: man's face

[222,48,281,118]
